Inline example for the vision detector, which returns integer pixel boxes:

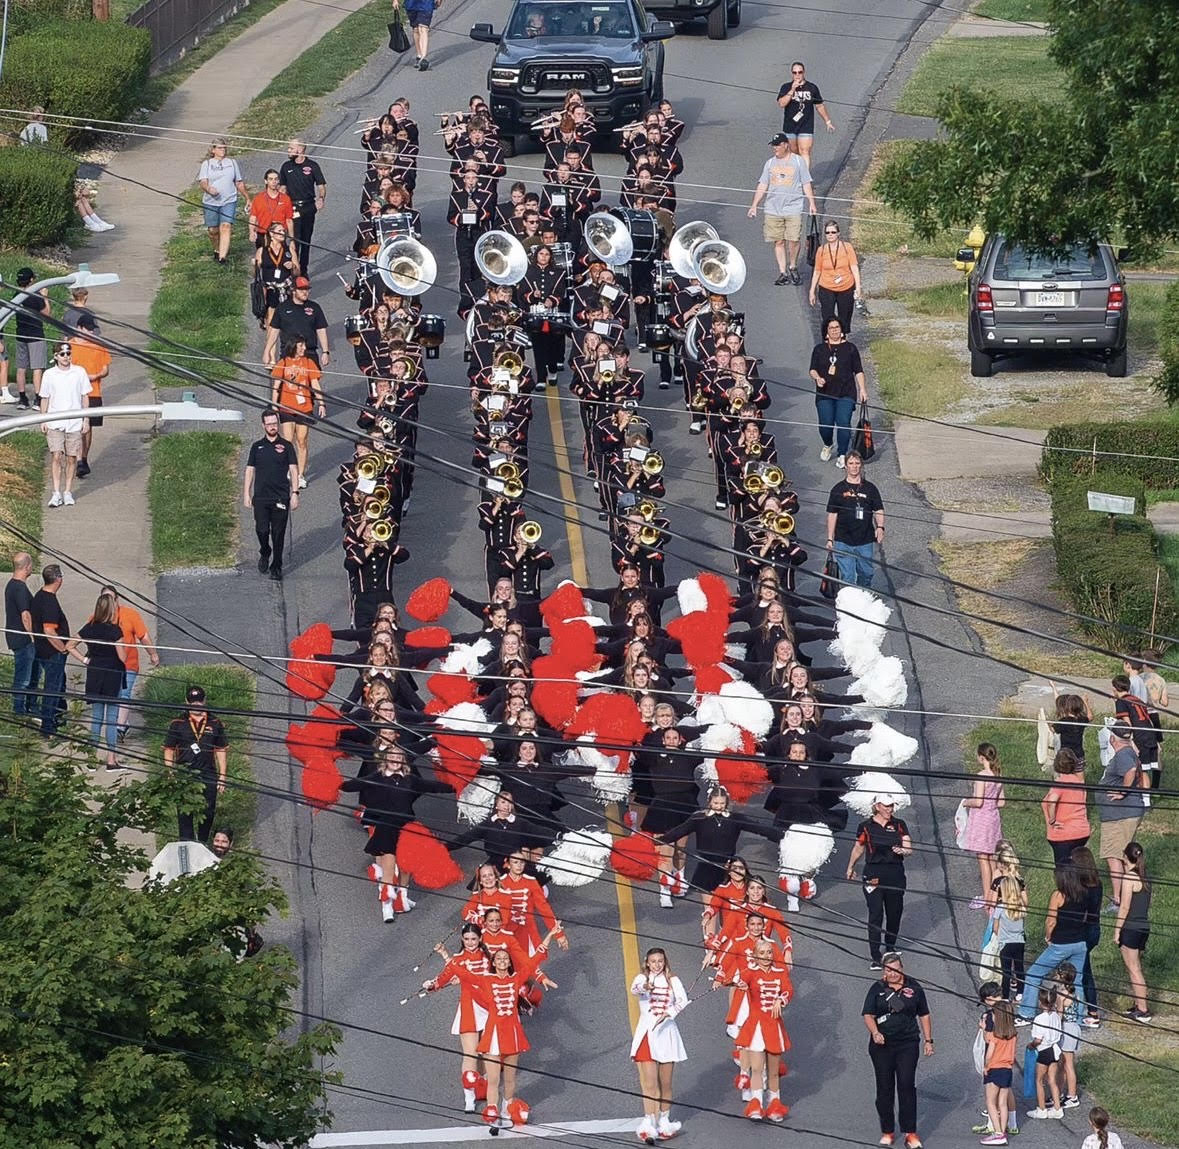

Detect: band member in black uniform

[243,409,299,581]
[279,139,327,275]
[445,121,507,201]
[448,170,496,316]
[613,514,666,589]
[518,245,568,388]
[479,492,526,596]
[502,523,554,628]
[162,685,229,844]
[344,518,412,628]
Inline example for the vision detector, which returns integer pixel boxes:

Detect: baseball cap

[186,685,207,705]
[768,132,789,146]
[1110,724,1134,741]
[293,275,311,289]
[16,267,35,286]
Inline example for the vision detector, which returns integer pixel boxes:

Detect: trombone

[762,464,785,489]
[364,497,388,520]
[760,511,795,536]
[519,521,543,544]
[637,499,659,522]
[356,455,383,480]
[642,452,664,476]
[637,524,662,546]
[495,462,521,483]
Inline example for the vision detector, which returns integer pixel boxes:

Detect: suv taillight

[976,283,994,314]
[1106,282,1125,312]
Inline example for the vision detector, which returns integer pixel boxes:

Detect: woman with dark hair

[1042,749,1090,864]
[1114,841,1151,1022]
[1070,845,1104,1028]
[630,947,689,1140]
[78,591,127,771]
[1015,865,1090,1023]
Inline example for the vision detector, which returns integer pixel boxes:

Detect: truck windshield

[508,2,636,37]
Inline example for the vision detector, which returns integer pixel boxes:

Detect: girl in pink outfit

[962,743,1006,907]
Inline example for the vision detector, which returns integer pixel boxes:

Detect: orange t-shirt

[1043,782,1090,842]
[250,190,294,233]
[69,337,112,398]
[985,1029,1016,1070]
[814,240,858,292]
[271,356,322,415]
[116,605,149,673]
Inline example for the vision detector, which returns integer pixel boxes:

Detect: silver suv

[965,235,1128,378]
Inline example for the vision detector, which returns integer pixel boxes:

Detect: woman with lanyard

[861,952,933,1149]
[808,317,868,469]
[629,947,689,1141]
[807,220,862,337]
[846,796,913,969]
[270,334,326,490]
[254,223,299,330]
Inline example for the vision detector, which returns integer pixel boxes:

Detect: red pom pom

[566,692,647,745]
[530,654,580,730]
[406,626,451,649]
[406,577,452,622]
[424,699,448,716]
[610,833,658,881]
[300,748,345,808]
[540,582,585,625]
[396,821,463,889]
[286,623,337,700]
[547,618,599,672]
[286,705,347,758]
[666,610,727,670]
[697,572,733,618]
[694,665,734,695]
[434,731,485,794]
[427,672,477,708]
[714,755,769,804]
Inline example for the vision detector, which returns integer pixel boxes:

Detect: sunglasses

[56,350,71,357]
[825,229,839,234]
[792,68,804,74]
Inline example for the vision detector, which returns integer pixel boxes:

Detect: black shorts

[280,411,313,427]
[1036,1047,1059,1066]
[407,6,432,26]
[87,394,104,427]
[1119,927,1149,951]
[984,1068,1013,1088]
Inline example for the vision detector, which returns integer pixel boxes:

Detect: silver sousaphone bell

[691,239,747,295]
[583,211,634,267]
[475,229,528,286]
[376,235,437,296]
[668,220,720,279]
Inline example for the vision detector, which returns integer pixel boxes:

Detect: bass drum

[416,313,445,349]
[609,207,661,263]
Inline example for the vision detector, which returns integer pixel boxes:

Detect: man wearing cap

[11,267,50,409]
[243,408,299,581]
[1096,724,1147,900]
[38,341,92,508]
[163,685,229,844]
[68,317,111,479]
[264,277,330,368]
[747,134,817,286]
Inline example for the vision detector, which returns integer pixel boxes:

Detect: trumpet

[357,455,383,480]
[496,462,521,482]
[637,499,659,522]
[638,524,662,546]
[690,389,710,412]
[371,520,394,543]
[729,396,749,416]
[519,520,543,544]
[761,511,795,536]
[642,452,664,476]
[502,477,525,500]
[747,441,763,458]
[599,367,616,384]
[763,464,785,489]
[376,416,397,437]
[364,498,388,520]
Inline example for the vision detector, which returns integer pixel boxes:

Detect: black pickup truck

[471,0,674,154]
[645,0,739,40]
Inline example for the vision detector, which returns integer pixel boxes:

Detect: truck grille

[520,60,612,93]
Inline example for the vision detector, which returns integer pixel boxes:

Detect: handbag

[953,799,970,850]
[249,273,267,321]
[805,214,821,267]
[388,17,410,52]
[977,916,1002,982]
[819,552,840,599]
[851,401,875,461]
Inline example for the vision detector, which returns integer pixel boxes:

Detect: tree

[875,0,1179,253]
[0,756,340,1149]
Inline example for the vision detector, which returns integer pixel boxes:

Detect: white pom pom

[570,738,631,804]
[851,655,908,708]
[849,722,920,770]
[834,587,891,673]
[779,822,835,875]
[544,828,613,887]
[568,614,608,629]
[458,774,501,824]
[440,638,493,676]
[703,681,773,739]
[436,702,494,734]
[677,577,708,616]
[844,770,911,817]
[724,643,746,661]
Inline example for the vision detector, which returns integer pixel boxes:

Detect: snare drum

[653,261,678,295]
[609,207,661,263]
[345,314,374,345]
[416,313,446,348]
[642,323,673,351]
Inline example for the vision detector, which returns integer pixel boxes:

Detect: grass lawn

[963,720,1179,1142]
[1127,280,1168,360]
[0,433,47,572]
[899,280,968,319]
[853,142,961,258]
[974,0,1051,20]
[867,337,968,420]
[142,663,257,841]
[148,432,240,570]
[898,37,1065,118]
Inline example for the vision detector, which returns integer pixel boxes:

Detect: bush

[1048,469,1179,648]
[1155,280,1179,407]
[1041,418,1179,489]
[0,146,78,247]
[6,0,91,37]
[0,21,151,147]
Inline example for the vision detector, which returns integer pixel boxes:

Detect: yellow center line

[545,386,642,1029]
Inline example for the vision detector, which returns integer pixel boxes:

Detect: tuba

[376,236,438,295]
[475,230,528,286]
[691,239,747,296]
[583,211,635,267]
[668,220,720,279]
[519,520,542,544]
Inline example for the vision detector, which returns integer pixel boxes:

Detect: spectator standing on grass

[1042,749,1090,864]
[62,286,101,335]
[248,169,295,247]
[747,133,817,287]
[31,564,80,741]
[961,742,1005,907]
[1015,866,1089,1025]
[1113,841,1152,1023]
[11,267,49,410]
[163,685,228,844]
[1069,845,1104,1029]
[825,451,884,588]
[39,341,92,508]
[1095,725,1146,911]
[198,137,248,265]
[1112,674,1160,789]
[94,584,158,745]
[69,317,111,480]
[77,591,126,772]
[5,552,39,717]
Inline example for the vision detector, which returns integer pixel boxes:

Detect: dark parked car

[471,0,673,154]
[644,0,740,41]
[965,234,1129,378]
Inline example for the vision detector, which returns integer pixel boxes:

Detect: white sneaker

[1026,1109,1049,1120]
[657,1113,681,1138]
[48,491,63,507]
[1046,1109,1064,1120]
[836,455,846,469]
[820,445,833,461]
[637,1118,657,1143]
[0,390,16,404]
[63,492,76,506]
[95,218,115,231]
[83,217,103,232]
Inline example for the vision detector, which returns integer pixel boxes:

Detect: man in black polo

[263,276,330,368]
[243,408,299,581]
[5,550,38,716]
[163,685,229,844]
[278,139,327,274]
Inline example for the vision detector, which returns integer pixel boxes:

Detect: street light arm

[0,402,243,439]
[0,266,121,329]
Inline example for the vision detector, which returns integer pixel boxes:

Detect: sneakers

[904,1136,923,1149]
[0,390,16,404]
[1123,1008,1153,1023]
[869,960,883,971]
[774,273,789,286]
[76,459,91,478]
[820,445,833,461]
[48,491,63,508]
[1062,1096,1081,1109]
[418,56,430,70]
[789,266,801,285]
[1013,1016,1031,1027]
[659,890,673,909]
[63,492,75,506]
[743,1098,763,1121]
[972,1123,993,1135]
[258,556,270,573]
[1047,1110,1063,1120]
[836,454,846,469]
[879,1137,894,1147]
[1026,1109,1050,1120]
[658,379,670,389]
[714,497,726,510]
[637,1118,657,1143]
[17,393,30,409]
[1082,1015,1101,1028]
[657,1113,681,1138]
[689,420,704,435]
[981,1135,1008,1146]
[764,1098,789,1123]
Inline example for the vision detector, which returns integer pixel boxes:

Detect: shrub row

[0,146,78,248]
[5,0,91,38]
[1041,418,1179,489]
[1048,469,1179,648]
[1156,281,1179,408]
[0,21,151,149]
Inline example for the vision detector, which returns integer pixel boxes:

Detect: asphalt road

[156,2,1103,1146]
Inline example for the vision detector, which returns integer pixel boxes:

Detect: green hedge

[0,21,151,147]
[0,146,78,247]
[6,0,91,36]
[1041,419,1179,489]
[1156,281,1179,407]
[1049,469,1179,646]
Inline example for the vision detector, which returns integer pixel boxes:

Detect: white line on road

[310,1118,639,1146]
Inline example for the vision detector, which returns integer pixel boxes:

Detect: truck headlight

[490,67,520,86]
[613,65,645,85]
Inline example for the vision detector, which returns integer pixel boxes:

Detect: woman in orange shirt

[807,220,862,338]
[270,335,326,488]
[1042,748,1091,864]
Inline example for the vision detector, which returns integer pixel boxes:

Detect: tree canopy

[0,758,340,1149]
[876,0,1179,252]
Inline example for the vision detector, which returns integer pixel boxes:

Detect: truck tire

[1105,346,1128,377]
[707,2,727,38]
[501,132,529,159]
[728,0,741,27]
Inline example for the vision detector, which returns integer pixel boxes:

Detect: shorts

[1036,1047,1059,1066]
[983,1068,1013,1088]
[203,200,239,227]
[406,6,433,25]
[46,429,84,457]
[1060,1019,1081,1055]
[763,213,802,244]
[1119,927,1149,951]
[785,132,814,141]
[87,394,104,427]
[16,338,47,371]
[280,411,313,427]
[1099,816,1142,860]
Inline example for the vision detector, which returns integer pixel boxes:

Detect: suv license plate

[1033,291,1071,306]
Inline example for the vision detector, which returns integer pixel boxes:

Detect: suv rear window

[509,2,636,37]
[991,241,1107,281]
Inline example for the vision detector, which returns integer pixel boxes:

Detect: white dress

[629,973,689,1063]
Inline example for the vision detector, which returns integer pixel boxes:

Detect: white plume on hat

[779,822,836,875]
[696,681,773,739]
[848,722,919,770]
[543,827,614,887]
[457,774,501,824]
[850,655,908,708]
[844,770,911,817]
